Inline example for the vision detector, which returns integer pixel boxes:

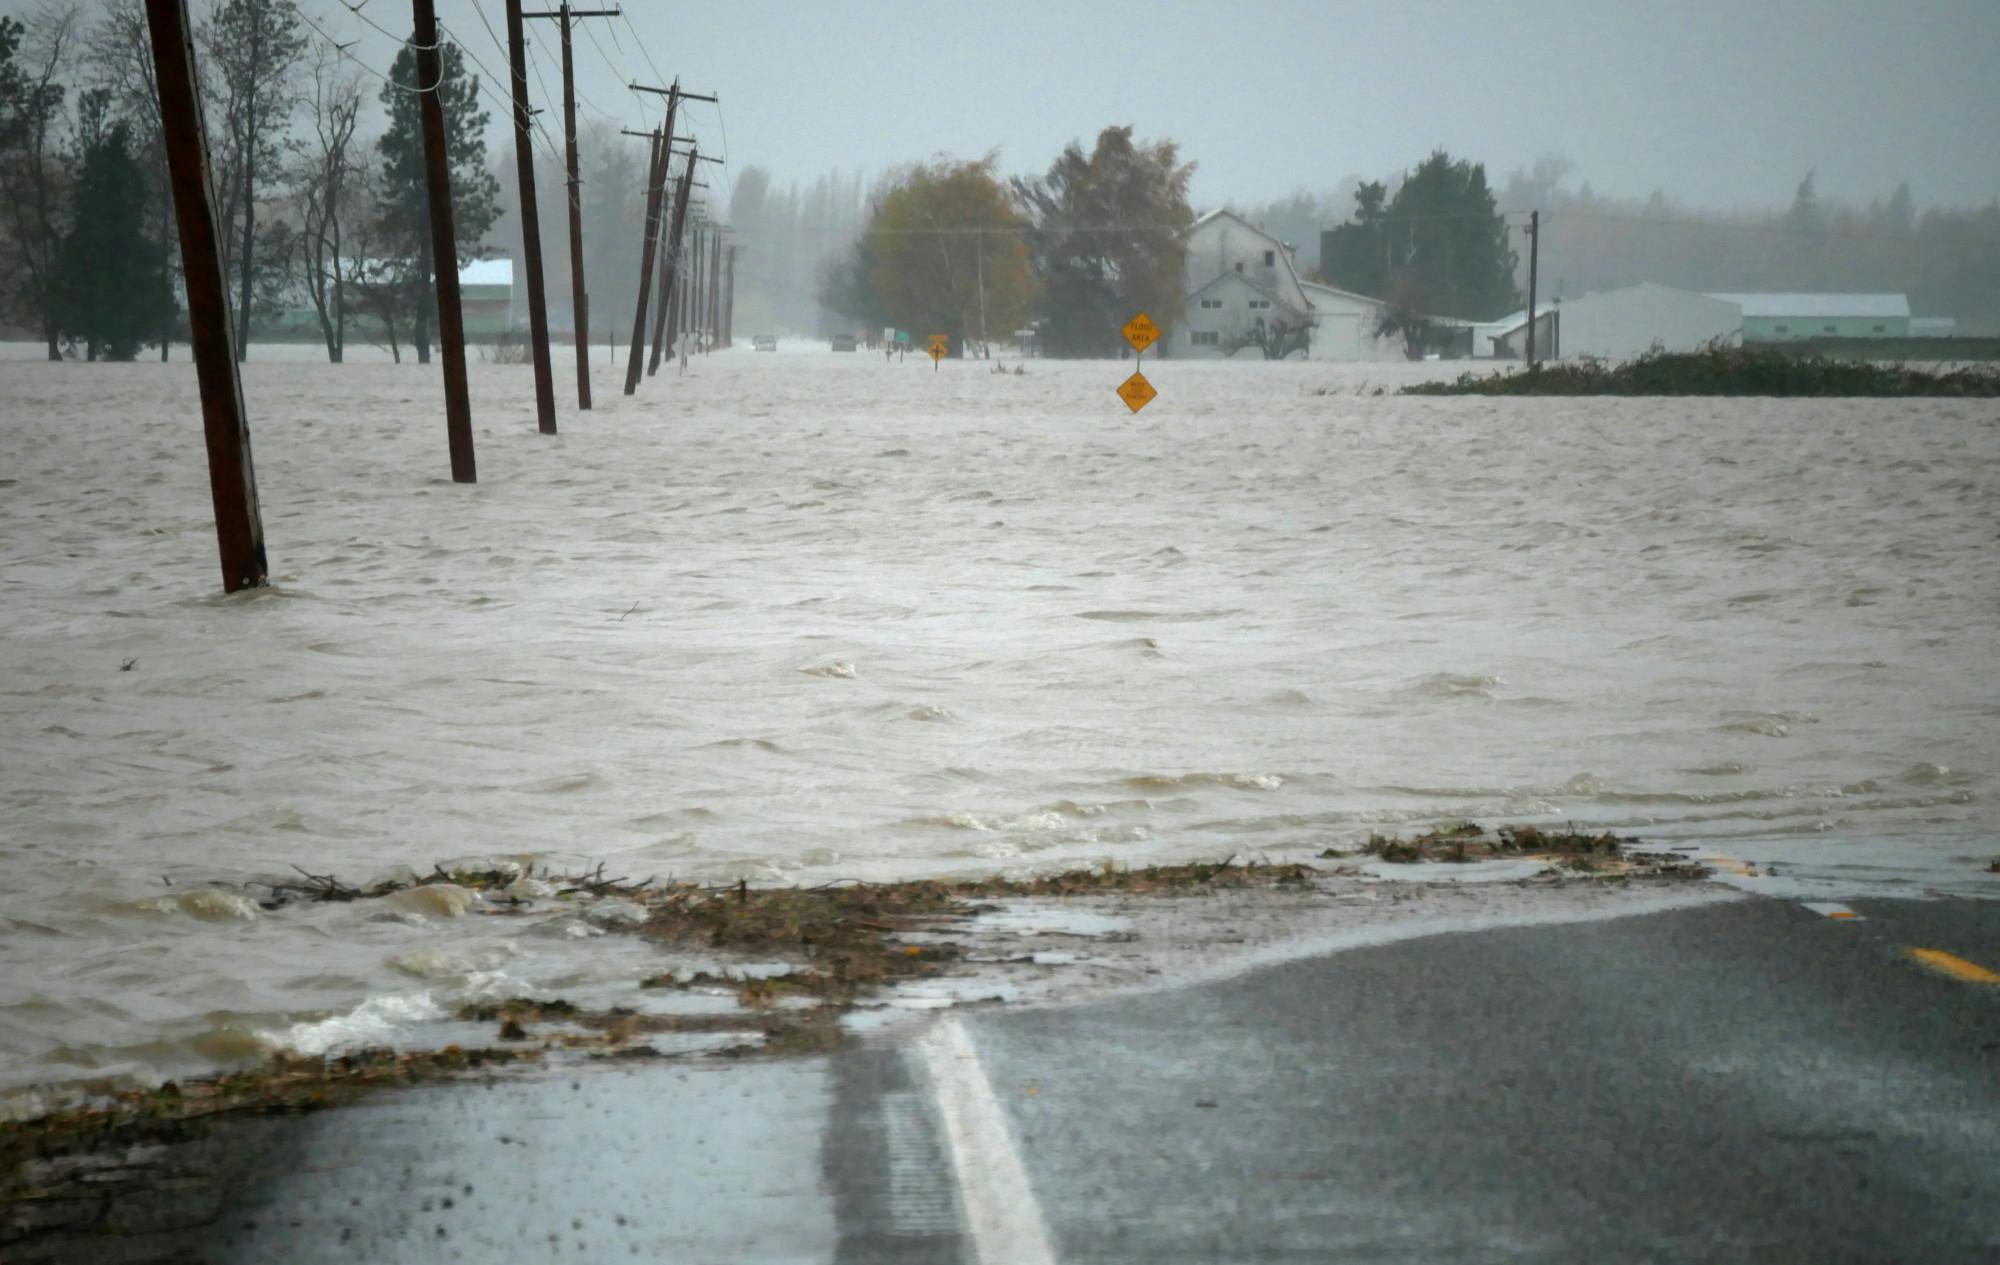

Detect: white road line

[1802,901,1863,920]
[918,1016,1060,1265]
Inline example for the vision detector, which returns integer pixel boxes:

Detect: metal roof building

[1708,293,1910,341]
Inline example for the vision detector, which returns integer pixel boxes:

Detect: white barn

[1552,283,1742,362]
[1179,209,1397,360]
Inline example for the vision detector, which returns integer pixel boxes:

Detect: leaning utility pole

[1525,209,1540,371]
[524,4,619,411]
[504,0,557,432]
[621,128,666,396]
[646,159,677,374]
[658,159,703,367]
[144,0,267,591]
[413,0,476,483]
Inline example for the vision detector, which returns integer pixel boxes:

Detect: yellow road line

[1906,948,2000,985]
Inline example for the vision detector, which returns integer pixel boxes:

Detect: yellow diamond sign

[1115,370,1157,413]
[1122,312,1160,355]
[926,334,948,361]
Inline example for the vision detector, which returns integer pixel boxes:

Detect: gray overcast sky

[50,0,2000,210]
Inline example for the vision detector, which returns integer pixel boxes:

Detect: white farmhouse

[1178,210,1396,361]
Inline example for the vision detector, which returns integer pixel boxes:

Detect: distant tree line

[0,0,501,364]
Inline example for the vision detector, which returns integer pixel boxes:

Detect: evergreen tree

[1015,126,1194,358]
[369,40,497,363]
[1321,151,1519,320]
[55,119,174,360]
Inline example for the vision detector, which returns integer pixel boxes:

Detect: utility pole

[690,223,706,354]
[661,170,695,364]
[504,0,557,433]
[621,128,666,396]
[975,234,986,359]
[414,0,476,482]
[524,4,619,411]
[722,243,738,347]
[646,153,677,373]
[1525,209,1540,371]
[706,225,723,352]
[628,82,715,366]
[144,0,267,591]
[656,159,710,373]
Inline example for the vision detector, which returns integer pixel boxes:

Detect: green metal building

[1711,293,1910,342]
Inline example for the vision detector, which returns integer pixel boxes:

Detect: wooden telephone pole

[722,243,738,348]
[705,225,723,353]
[621,128,666,396]
[414,0,476,482]
[1525,209,1540,371]
[504,0,557,433]
[524,4,618,411]
[143,0,267,591]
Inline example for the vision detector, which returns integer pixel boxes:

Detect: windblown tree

[54,113,174,359]
[1014,126,1194,358]
[199,0,308,360]
[85,0,177,358]
[0,4,80,360]
[841,155,1030,356]
[1321,150,1518,321]
[286,47,363,362]
[371,39,497,364]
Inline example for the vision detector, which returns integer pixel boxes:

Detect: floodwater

[1,344,1995,1102]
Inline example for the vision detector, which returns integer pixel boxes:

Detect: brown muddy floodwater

[1,347,1995,1105]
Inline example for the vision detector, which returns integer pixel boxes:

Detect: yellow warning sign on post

[926,334,948,361]
[1115,371,1157,413]
[1121,312,1160,355]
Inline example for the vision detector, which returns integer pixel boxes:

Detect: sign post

[1117,311,1160,413]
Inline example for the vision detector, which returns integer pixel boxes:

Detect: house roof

[1187,269,1310,320]
[1298,280,1380,309]
[1709,292,1908,319]
[459,258,514,287]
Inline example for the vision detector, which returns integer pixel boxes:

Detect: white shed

[1298,281,1398,361]
[1556,283,1742,362]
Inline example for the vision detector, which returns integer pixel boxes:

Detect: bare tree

[199,0,306,360]
[84,0,176,359]
[1222,314,1314,361]
[1373,273,1442,361]
[287,47,362,362]
[0,2,81,360]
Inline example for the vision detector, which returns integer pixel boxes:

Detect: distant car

[830,334,857,352]
[752,334,777,352]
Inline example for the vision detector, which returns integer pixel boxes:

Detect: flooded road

[2,347,1995,1100]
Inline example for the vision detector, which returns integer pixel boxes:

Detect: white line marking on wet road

[919,1016,1059,1265]
[1802,902,1863,920]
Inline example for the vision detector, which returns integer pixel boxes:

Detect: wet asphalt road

[18,893,1997,1264]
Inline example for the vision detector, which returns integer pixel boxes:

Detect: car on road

[752,334,777,352]
[830,334,857,352]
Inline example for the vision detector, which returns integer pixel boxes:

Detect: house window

[1262,249,1275,266]
[1234,262,1243,272]
[1774,324,1789,333]
[1191,331,1220,346]
[1199,298,1222,310]
[1872,324,1886,333]
[1247,299,1271,310]
[1823,324,1837,334]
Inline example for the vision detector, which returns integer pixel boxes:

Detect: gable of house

[1185,209,1312,316]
